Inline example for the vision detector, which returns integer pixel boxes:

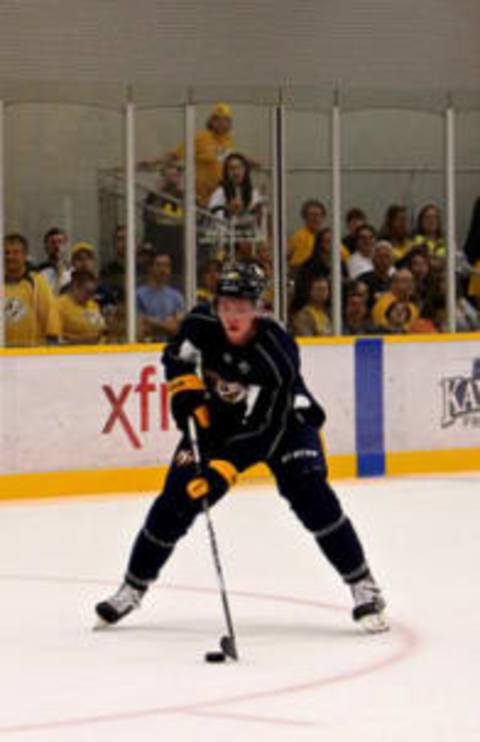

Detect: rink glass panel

[341,106,446,329]
[285,108,332,332]
[4,102,125,343]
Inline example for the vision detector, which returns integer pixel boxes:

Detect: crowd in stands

[287,199,480,335]
[3,102,480,346]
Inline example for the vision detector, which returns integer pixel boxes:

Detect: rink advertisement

[383,337,480,454]
[1,334,479,496]
[0,342,355,481]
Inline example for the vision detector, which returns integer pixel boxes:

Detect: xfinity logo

[440,359,480,428]
[102,365,169,448]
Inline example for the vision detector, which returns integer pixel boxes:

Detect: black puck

[204,651,226,663]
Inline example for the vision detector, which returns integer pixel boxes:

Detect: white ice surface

[0,474,479,741]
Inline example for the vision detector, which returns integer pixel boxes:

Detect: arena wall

[1,335,479,499]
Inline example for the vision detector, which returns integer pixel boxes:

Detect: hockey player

[96,263,388,633]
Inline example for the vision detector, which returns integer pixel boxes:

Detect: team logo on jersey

[84,309,104,328]
[5,297,27,323]
[440,358,480,428]
[205,370,248,404]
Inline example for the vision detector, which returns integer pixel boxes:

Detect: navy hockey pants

[126,423,369,588]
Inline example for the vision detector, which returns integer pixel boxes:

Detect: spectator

[137,254,185,341]
[305,227,350,277]
[209,153,260,216]
[196,259,222,305]
[61,240,98,296]
[347,224,377,279]
[342,292,378,336]
[372,268,419,329]
[208,152,264,263]
[37,227,71,295]
[342,208,367,254]
[208,152,263,223]
[167,103,234,206]
[357,240,395,309]
[143,165,184,280]
[290,275,332,337]
[70,241,96,274]
[413,204,446,258]
[4,233,60,347]
[288,199,327,272]
[405,247,437,312]
[380,205,413,263]
[57,269,106,344]
[409,295,443,334]
[136,242,156,285]
[383,301,413,334]
[98,225,127,308]
[345,278,370,304]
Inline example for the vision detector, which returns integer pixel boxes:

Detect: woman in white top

[208,152,263,221]
[208,152,265,262]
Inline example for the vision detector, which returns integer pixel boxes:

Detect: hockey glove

[168,374,210,432]
[186,460,238,500]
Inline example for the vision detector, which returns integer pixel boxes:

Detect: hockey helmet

[216,262,265,301]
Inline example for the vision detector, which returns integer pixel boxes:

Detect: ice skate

[94,582,145,629]
[350,574,389,634]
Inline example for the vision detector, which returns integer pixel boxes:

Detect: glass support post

[125,93,137,343]
[331,96,342,335]
[184,100,197,308]
[271,103,287,322]
[445,102,456,333]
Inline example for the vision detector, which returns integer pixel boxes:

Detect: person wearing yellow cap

[71,241,96,274]
[168,103,235,206]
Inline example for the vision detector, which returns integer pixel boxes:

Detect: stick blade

[220,634,239,660]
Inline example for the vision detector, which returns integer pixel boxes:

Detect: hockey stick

[188,418,239,662]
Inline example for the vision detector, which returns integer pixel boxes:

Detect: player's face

[217,296,258,346]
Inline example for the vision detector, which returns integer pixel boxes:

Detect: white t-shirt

[208,186,262,218]
[347,253,374,280]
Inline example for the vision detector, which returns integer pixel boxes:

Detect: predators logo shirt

[56,294,106,344]
[5,272,61,346]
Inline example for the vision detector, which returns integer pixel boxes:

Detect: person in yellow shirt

[162,103,234,207]
[4,233,60,347]
[290,275,332,336]
[288,200,327,272]
[372,268,419,329]
[413,204,447,258]
[57,270,106,344]
[379,205,414,263]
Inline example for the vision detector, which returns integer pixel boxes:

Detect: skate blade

[92,616,112,631]
[358,611,390,634]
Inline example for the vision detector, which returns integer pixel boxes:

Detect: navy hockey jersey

[162,304,325,470]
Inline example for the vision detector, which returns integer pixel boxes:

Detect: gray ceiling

[0,0,479,88]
